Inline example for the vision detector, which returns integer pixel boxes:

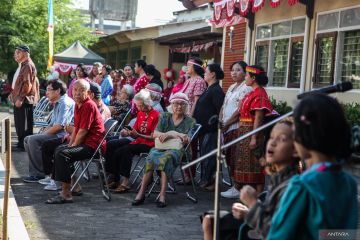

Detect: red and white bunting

[252,0,265,12]
[208,15,246,28]
[226,0,237,20]
[269,0,282,8]
[288,0,298,6]
[53,61,93,75]
[239,0,251,17]
[213,0,226,24]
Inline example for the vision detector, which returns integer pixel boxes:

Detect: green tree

[0,0,97,78]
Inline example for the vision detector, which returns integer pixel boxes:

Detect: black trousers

[41,137,63,176]
[199,131,218,183]
[14,103,33,147]
[106,143,151,178]
[53,144,95,183]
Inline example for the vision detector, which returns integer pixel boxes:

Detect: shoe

[221,186,240,199]
[38,176,52,185]
[156,200,167,208]
[71,190,83,196]
[176,178,191,186]
[45,195,73,204]
[132,196,145,206]
[202,183,215,192]
[44,180,61,191]
[23,176,43,183]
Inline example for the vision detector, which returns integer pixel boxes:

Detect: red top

[133,74,150,93]
[239,87,273,122]
[124,76,137,86]
[163,87,173,107]
[131,108,159,147]
[74,98,106,152]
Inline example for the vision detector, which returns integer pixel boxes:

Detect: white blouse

[222,82,252,133]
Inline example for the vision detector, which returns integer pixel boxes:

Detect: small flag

[47,0,54,70]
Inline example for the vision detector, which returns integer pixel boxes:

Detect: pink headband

[170,97,189,104]
[145,87,162,95]
[187,60,203,68]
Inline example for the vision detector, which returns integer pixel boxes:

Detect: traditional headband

[145,87,162,95]
[246,66,266,74]
[187,60,203,68]
[170,97,189,105]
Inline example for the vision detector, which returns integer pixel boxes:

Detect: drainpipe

[220,26,226,69]
[220,26,227,88]
[245,23,252,64]
[300,16,310,93]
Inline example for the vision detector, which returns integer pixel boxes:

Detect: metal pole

[182,111,293,170]
[3,118,11,240]
[213,124,222,240]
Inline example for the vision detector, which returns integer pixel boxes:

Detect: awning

[212,0,299,24]
[171,41,218,53]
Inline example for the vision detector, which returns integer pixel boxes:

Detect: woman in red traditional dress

[123,64,137,86]
[235,65,273,193]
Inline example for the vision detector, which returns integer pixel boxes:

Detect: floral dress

[144,112,195,177]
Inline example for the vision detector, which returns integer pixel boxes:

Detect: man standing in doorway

[10,45,39,150]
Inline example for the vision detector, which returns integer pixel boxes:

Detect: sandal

[46,195,73,204]
[105,181,119,189]
[111,185,130,194]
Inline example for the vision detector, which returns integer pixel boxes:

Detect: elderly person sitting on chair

[105,89,159,193]
[109,84,134,122]
[132,92,195,208]
[45,79,105,204]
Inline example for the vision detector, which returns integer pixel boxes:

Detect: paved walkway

[1,111,234,240]
[1,110,360,239]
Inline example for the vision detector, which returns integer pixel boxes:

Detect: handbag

[155,138,183,150]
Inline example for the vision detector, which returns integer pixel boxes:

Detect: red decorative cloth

[239,87,273,121]
[124,76,137,86]
[131,108,159,147]
[133,74,150,93]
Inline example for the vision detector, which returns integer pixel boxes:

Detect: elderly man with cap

[10,44,39,149]
[89,81,111,122]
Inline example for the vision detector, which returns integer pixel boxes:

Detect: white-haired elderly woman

[109,84,134,121]
[132,92,195,208]
[105,89,159,193]
[145,83,164,113]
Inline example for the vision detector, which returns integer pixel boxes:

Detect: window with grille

[255,42,269,72]
[341,30,360,89]
[130,47,141,65]
[271,39,289,87]
[108,51,117,70]
[314,33,337,86]
[255,18,305,88]
[118,49,128,69]
[316,6,360,89]
[287,39,303,88]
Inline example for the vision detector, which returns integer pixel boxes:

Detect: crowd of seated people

[19,57,358,240]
